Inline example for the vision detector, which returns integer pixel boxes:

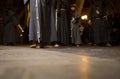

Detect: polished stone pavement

[0,45,120,79]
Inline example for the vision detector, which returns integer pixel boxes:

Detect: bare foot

[36,45,40,49]
[76,45,80,47]
[54,44,59,48]
[106,43,112,47]
[30,44,36,48]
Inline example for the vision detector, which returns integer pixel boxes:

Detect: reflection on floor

[0,46,120,79]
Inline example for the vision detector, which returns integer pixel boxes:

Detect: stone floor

[0,45,120,79]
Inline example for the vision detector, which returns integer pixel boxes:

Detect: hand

[18,24,24,33]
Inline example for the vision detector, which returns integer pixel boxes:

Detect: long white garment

[35,0,40,43]
[29,0,40,42]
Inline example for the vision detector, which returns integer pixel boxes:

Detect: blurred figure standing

[3,9,20,45]
[70,4,82,47]
[90,0,111,46]
[57,0,71,46]
[29,0,41,48]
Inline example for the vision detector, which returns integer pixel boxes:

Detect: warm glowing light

[20,34,23,37]
[81,15,88,20]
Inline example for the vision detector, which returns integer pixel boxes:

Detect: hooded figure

[90,0,111,46]
[57,0,71,46]
[70,4,82,47]
[3,9,19,45]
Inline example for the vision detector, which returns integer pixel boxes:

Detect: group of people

[29,0,82,48]
[29,0,112,48]
[1,0,112,47]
